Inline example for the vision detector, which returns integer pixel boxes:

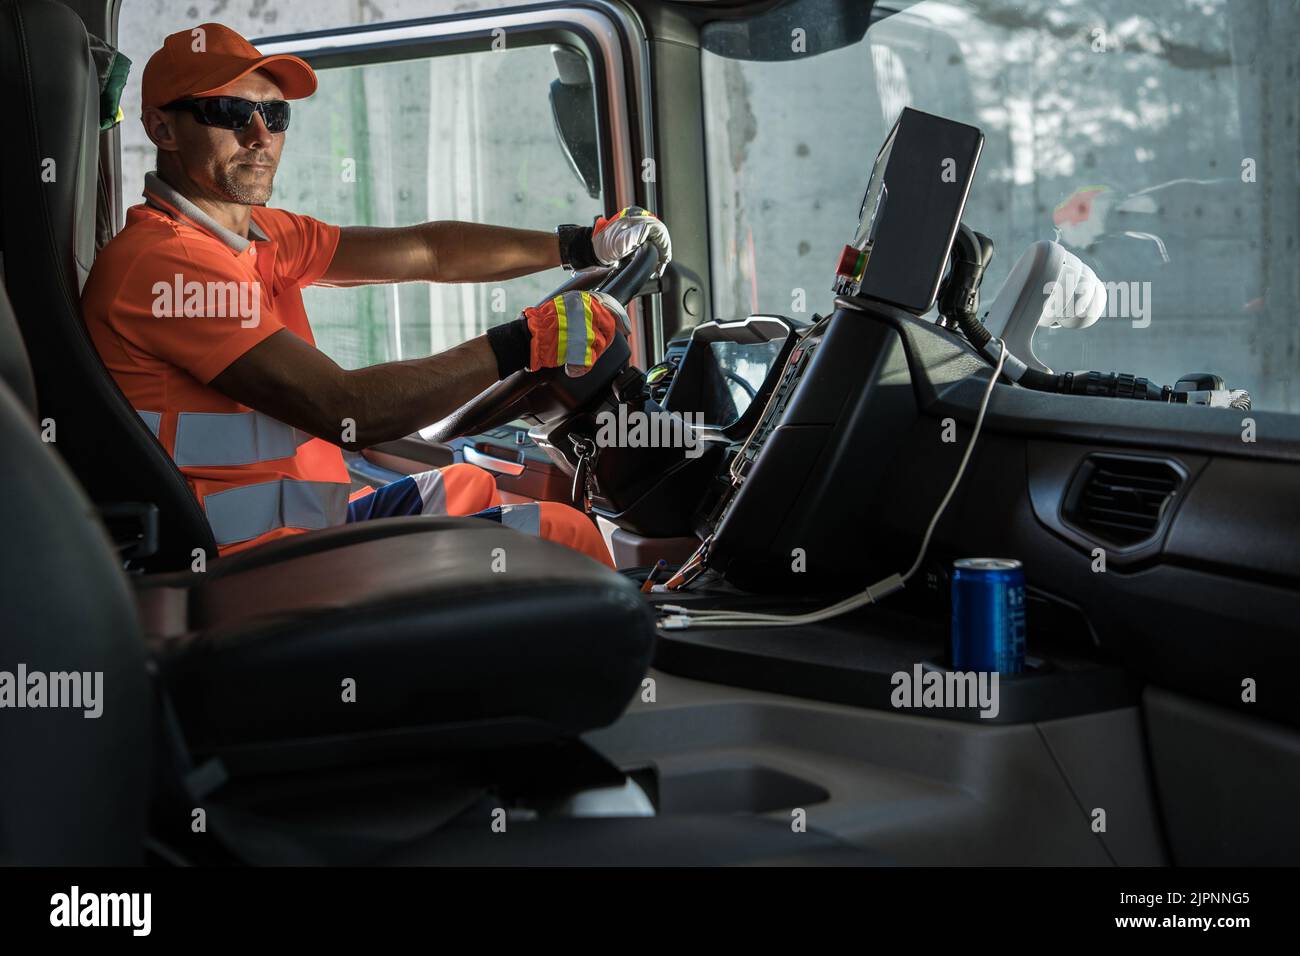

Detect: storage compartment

[656,764,830,815]
[586,679,1164,864]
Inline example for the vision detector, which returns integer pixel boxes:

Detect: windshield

[702,0,1299,413]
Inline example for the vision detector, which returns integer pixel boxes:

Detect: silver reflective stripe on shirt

[137,410,162,437]
[202,479,350,546]
[133,409,311,466]
[172,410,313,467]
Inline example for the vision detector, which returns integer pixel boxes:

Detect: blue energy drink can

[951,558,1026,674]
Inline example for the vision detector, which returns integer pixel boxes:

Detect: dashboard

[646,289,1300,733]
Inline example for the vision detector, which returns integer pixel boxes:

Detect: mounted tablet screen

[841,108,984,315]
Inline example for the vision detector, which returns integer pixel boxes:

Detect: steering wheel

[723,369,759,400]
[421,244,659,443]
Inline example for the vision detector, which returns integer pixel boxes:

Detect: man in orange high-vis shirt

[82,23,672,565]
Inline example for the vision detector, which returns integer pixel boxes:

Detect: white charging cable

[657,340,1008,630]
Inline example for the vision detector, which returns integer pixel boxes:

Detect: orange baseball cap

[141,23,316,109]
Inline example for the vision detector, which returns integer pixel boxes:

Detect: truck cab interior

[2,0,1297,868]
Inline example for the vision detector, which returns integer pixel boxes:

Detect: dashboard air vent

[1064,455,1183,547]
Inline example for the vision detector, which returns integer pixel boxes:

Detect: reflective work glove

[557,207,672,279]
[523,290,629,378]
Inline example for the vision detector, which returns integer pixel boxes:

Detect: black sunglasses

[162,96,291,133]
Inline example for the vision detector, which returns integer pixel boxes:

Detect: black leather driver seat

[1,0,212,573]
[142,516,654,759]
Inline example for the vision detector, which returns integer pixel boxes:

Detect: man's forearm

[210,328,509,449]
[424,220,562,283]
[329,335,500,448]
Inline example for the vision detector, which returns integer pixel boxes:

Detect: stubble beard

[215,163,276,205]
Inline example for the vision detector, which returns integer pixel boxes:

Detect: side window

[272,45,605,368]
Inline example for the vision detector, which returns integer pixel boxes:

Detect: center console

[688,297,976,592]
[646,294,1140,725]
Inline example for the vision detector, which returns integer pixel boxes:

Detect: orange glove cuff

[523,291,617,372]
